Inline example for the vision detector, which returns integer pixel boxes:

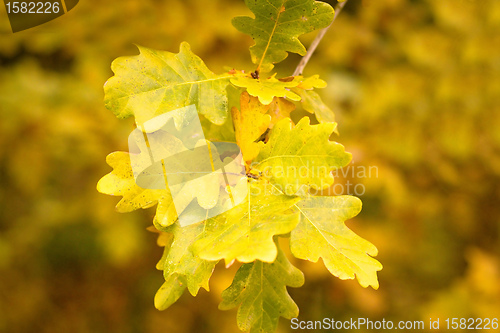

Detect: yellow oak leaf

[268,97,296,127]
[230,75,301,105]
[232,92,271,163]
[296,74,327,90]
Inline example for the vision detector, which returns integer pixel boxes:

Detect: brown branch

[293,0,348,76]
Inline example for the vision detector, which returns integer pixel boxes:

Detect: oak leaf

[233,0,335,72]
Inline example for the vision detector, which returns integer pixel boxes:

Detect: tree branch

[293,0,348,76]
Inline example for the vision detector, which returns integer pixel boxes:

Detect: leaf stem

[292,0,348,76]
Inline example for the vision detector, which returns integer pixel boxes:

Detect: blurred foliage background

[1,0,499,332]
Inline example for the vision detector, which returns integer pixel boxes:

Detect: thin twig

[293,0,348,76]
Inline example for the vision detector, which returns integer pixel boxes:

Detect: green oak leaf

[104,42,231,126]
[232,0,335,72]
[193,181,300,264]
[230,75,301,105]
[290,195,382,289]
[294,89,336,125]
[219,244,304,332]
[155,222,218,310]
[253,117,351,195]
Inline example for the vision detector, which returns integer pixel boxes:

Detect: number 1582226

[5,2,61,14]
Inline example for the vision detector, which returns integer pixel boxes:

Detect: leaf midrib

[257,0,288,71]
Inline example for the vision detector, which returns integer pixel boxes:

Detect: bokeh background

[1,0,499,332]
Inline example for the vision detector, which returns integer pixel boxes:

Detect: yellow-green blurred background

[1,0,499,332]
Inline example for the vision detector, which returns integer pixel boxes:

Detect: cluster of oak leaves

[97,0,382,332]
